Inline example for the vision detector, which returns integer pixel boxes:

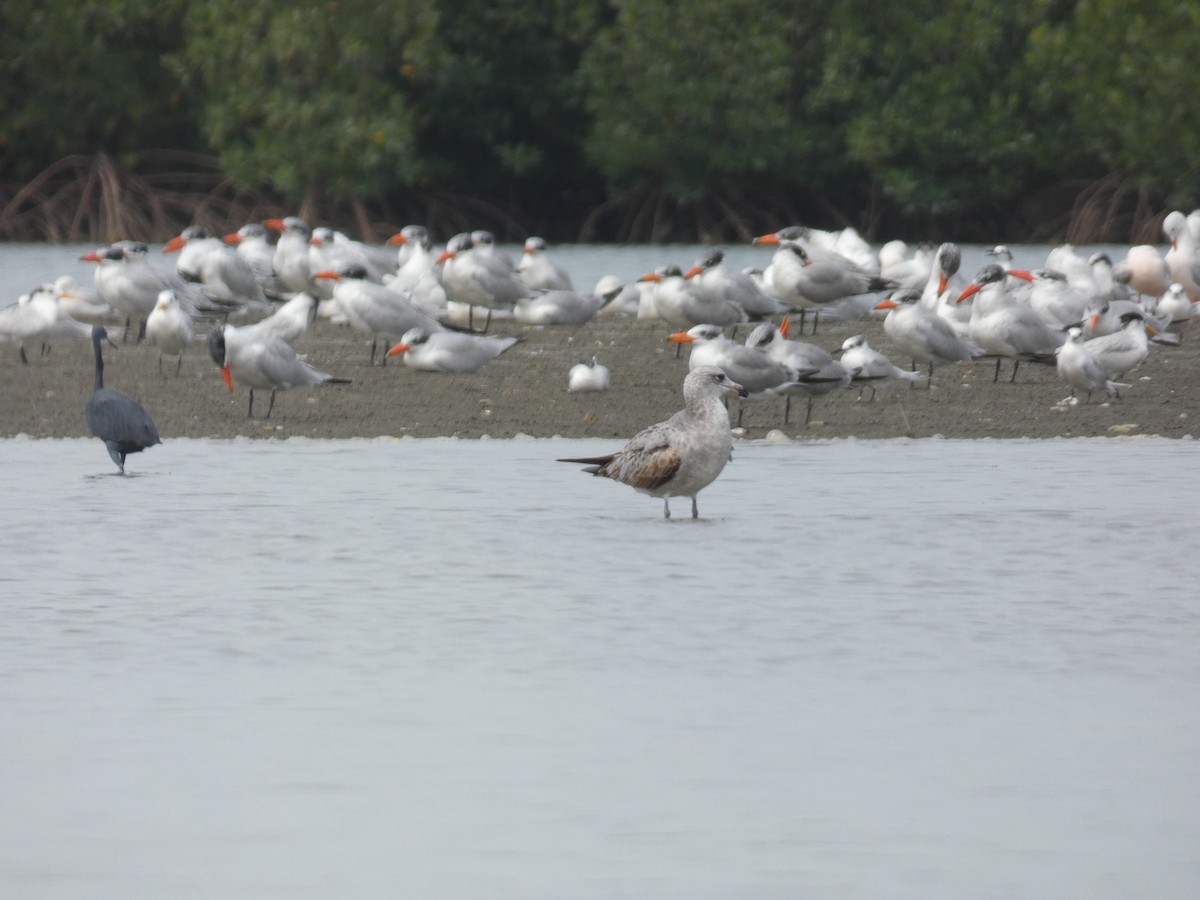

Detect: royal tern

[685,248,788,320]
[385,226,448,315]
[81,241,196,341]
[207,323,351,419]
[668,324,808,406]
[557,365,747,519]
[145,289,194,375]
[85,325,160,474]
[264,217,313,295]
[438,232,529,330]
[239,292,318,346]
[568,355,611,392]
[754,232,894,333]
[222,223,278,288]
[958,264,1064,382]
[518,236,574,291]
[309,226,384,304]
[1027,269,1091,329]
[920,243,972,339]
[165,224,270,315]
[875,289,985,382]
[384,327,518,373]
[744,318,851,423]
[513,285,621,326]
[1055,327,1129,403]
[639,264,746,329]
[313,264,444,364]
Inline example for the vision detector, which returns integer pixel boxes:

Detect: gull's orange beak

[753,232,781,245]
[637,272,662,283]
[683,265,703,279]
[263,218,285,232]
[874,298,897,310]
[311,270,340,281]
[435,250,455,265]
[221,362,234,392]
[163,235,186,254]
[780,314,791,338]
[386,233,407,246]
[222,232,241,245]
[666,331,695,344]
[79,251,101,263]
[1009,269,1035,282]
[938,272,948,296]
[386,342,410,357]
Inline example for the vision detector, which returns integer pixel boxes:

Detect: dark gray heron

[84,325,161,474]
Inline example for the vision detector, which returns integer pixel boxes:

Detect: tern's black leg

[265,390,277,420]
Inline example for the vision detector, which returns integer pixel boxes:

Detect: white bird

[384,226,448,317]
[239,292,318,346]
[81,241,198,341]
[145,289,194,375]
[875,289,985,382]
[1154,283,1195,331]
[880,240,935,291]
[1114,245,1170,299]
[264,217,313,295]
[743,318,852,423]
[557,365,747,519]
[384,327,518,373]
[638,264,746,328]
[164,225,270,316]
[593,274,641,317]
[1027,268,1091,329]
[1055,326,1129,403]
[1083,311,1153,380]
[568,356,611,392]
[308,227,384,313]
[959,264,1064,382]
[754,230,894,333]
[920,242,973,339]
[51,275,114,321]
[438,232,529,330]
[1163,210,1200,300]
[312,264,444,364]
[684,248,788,320]
[513,285,620,325]
[838,333,924,398]
[207,323,350,419]
[518,236,574,291]
[0,283,90,363]
[222,223,278,289]
[668,324,805,404]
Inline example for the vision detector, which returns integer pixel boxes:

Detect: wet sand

[2,312,1197,443]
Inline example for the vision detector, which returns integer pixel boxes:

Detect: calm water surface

[1,436,1198,899]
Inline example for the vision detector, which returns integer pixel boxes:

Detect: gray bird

[84,325,161,474]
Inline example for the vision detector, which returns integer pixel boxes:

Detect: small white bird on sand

[568,356,611,392]
[557,365,747,519]
[145,289,194,375]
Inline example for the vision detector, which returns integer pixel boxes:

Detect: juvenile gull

[558,365,747,519]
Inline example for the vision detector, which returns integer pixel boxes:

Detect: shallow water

[1,436,1198,898]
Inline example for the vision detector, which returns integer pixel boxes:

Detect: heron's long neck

[94,344,104,391]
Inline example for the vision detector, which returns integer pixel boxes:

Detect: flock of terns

[3,210,1198,516]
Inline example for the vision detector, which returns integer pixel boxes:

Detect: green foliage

[580,0,816,197]
[169,0,436,202]
[410,0,604,195]
[0,0,197,181]
[811,0,1089,215]
[1026,0,1200,205]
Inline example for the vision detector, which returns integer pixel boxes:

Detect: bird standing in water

[84,325,161,474]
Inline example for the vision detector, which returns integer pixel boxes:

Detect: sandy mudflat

[2,312,1197,443]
